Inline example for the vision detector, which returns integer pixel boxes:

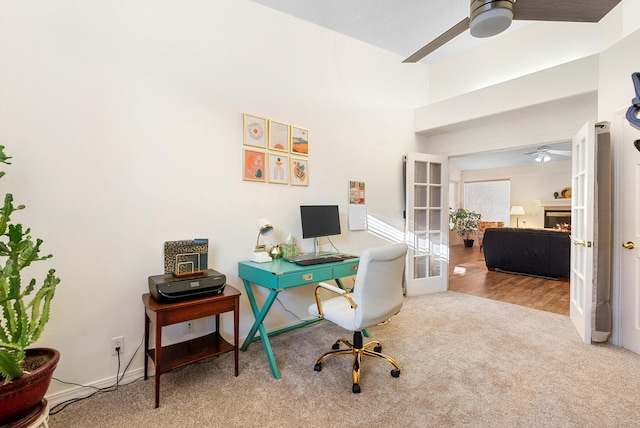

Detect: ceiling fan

[524,146,572,163]
[403,0,622,63]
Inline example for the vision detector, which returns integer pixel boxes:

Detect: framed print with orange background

[268,120,290,152]
[243,149,267,182]
[268,153,290,184]
[290,157,309,186]
[290,125,309,156]
[244,113,267,148]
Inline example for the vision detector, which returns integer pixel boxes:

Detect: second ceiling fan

[524,146,572,163]
[403,0,622,63]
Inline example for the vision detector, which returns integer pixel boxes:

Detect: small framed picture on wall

[268,120,290,152]
[243,113,268,148]
[268,153,290,184]
[243,149,267,182]
[290,125,309,156]
[290,157,309,186]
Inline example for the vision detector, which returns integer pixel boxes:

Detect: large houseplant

[0,145,61,424]
[450,207,482,247]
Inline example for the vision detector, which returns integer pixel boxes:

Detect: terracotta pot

[0,348,60,426]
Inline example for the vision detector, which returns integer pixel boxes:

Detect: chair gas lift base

[313,330,401,393]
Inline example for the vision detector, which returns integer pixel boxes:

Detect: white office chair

[308,243,408,393]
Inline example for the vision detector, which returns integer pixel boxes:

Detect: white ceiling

[249,0,574,170]
[448,142,572,171]
[250,0,530,64]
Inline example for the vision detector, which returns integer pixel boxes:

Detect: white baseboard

[46,366,149,408]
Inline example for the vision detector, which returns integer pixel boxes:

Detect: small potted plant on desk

[0,145,61,425]
[450,207,482,248]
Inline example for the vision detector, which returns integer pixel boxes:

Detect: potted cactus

[0,145,61,424]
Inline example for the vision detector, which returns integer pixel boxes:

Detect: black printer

[148,269,226,303]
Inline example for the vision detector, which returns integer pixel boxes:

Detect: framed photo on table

[290,157,309,186]
[268,153,290,184]
[268,120,290,152]
[243,113,267,148]
[290,125,309,156]
[243,149,267,182]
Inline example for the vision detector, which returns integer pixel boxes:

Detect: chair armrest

[314,281,357,318]
[317,281,346,294]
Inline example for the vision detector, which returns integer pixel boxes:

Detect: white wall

[0,0,429,398]
[426,2,626,103]
[417,0,639,149]
[417,58,600,134]
[419,91,599,155]
[461,162,572,229]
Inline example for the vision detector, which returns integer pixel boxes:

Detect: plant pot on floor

[0,348,60,426]
[450,208,481,248]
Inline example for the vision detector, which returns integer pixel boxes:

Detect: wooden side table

[142,285,240,408]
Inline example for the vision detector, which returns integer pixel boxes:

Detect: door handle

[623,241,636,249]
[571,236,592,247]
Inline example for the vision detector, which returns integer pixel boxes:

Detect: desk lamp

[255,217,273,252]
[510,206,525,228]
[252,218,274,263]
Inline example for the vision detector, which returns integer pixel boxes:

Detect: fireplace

[544,209,571,230]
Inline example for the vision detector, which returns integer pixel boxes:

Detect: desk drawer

[332,262,359,278]
[276,266,334,287]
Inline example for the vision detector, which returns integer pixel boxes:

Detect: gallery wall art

[243,148,266,182]
[268,153,290,184]
[243,114,267,148]
[242,113,310,186]
[290,157,309,186]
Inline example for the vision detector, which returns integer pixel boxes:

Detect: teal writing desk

[238,257,359,379]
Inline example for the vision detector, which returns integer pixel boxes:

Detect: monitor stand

[313,237,320,256]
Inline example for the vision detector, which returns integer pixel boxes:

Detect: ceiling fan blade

[512,0,622,23]
[403,17,470,63]
[523,149,542,155]
[548,150,572,156]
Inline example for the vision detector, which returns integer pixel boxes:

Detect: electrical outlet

[111,336,124,356]
[183,322,193,334]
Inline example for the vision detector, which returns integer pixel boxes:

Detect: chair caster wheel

[391,369,400,378]
[314,363,322,372]
[374,345,382,353]
[352,383,361,393]
[332,343,340,350]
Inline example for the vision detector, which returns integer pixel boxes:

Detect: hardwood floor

[448,244,570,316]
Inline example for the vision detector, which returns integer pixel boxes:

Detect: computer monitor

[300,205,341,255]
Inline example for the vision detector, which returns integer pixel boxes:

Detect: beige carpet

[48,292,640,427]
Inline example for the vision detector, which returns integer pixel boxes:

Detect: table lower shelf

[147,332,234,375]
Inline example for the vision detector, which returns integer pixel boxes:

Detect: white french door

[404,153,449,296]
[620,114,640,354]
[570,122,596,343]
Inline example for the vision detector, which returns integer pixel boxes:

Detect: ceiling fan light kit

[469,0,514,38]
[535,153,551,163]
[524,145,571,163]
